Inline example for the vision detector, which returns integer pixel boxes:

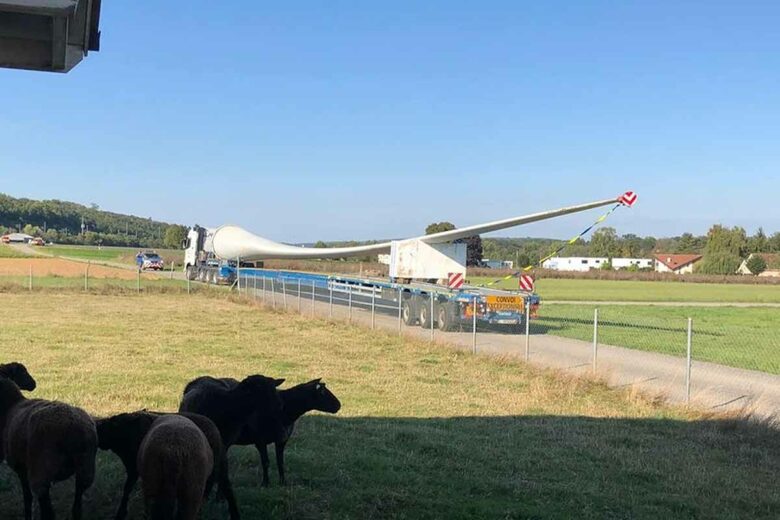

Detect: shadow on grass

[1,414,777,519]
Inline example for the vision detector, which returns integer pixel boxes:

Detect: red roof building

[654,254,703,274]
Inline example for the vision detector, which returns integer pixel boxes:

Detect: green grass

[470,276,780,303]
[0,293,777,519]
[45,245,183,266]
[535,304,780,374]
[0,245,31,258]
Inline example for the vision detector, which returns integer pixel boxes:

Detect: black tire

[197,268,207,282]
[419,297,435,329]
[402,297,418,326]
[185,265,196,281]
[436,302,456,332]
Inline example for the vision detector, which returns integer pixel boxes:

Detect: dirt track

[0,258,158,280]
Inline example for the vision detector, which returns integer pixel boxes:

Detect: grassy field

[0,245,31,258]
[535,304,780,374]
[470,276,780,303]
[0,293,777,519]
[0,275,187,291]
[44,245,184,267]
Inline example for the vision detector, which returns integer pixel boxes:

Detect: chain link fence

[237,271,779,413]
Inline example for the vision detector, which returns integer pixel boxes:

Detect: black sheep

[178,374,285,450]
[96,410,240,520]
[228,378,341,486]
[0,362,36,391]
[137,414,213,520]
[0,376,97,520]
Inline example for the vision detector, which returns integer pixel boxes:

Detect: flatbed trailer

[236,268,540,333]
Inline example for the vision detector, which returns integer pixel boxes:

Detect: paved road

[242,283,779,418]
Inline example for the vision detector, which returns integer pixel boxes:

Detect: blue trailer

[234,268,540,333]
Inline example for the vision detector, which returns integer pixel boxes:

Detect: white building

[1,233,33,243]
[541,257,653,272]
[737,253,780,277]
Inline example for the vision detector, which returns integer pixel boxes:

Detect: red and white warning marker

[519,274,535,292]
[619,191,638,207]
[448,272,465,290]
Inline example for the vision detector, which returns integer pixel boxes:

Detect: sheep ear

[274,378,285,387]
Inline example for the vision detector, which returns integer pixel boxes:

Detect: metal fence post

[397,289,402,335]
[262,277,266,303]
[524,302,530,362]
[85,262,90,292]
[472,298,477,354]
[348,289,353,323]
[237,257,241,296]
[371,290,376,329]
[297,279,302,313]
[329,282,333,318]
[311,280,315,316]
[686,317,693,404]
[430,293,434,342]
[170,261,175,280]
[137,268,141,293]
[186,274,190,295]
[592,308,599,373]
[282,278,287,309]
[271,279,276,308]
[253,275,257,301]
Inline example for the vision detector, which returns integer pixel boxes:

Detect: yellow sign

[485,295,525,312]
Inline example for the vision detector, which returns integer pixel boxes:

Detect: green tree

[163,225,188,249]
[590,227,618,257]
[696,253,742,275]
[745,255,767,275]
[748,228,769,253]
[425,222,456,234]
[314,241,328,248]
[770,232,780,252]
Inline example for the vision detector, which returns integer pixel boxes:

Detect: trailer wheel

[436,302,456,332]
[185,265,196,281]
[197,268,207,282]
[401,297,418,326]
[419,297,435,329]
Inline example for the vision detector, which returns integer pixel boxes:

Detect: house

[542,257,653,272]
[654,254,702,274]
[737,253,780,277]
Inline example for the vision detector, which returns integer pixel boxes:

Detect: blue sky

[1,1,778,242]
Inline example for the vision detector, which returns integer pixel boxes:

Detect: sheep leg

[257,443,270,487]
[115,471,138,520]
[275,441,287,485]
[217,460,241,520]
[17,471,33,520]
[72,459,95,520]
[35,485,55,520]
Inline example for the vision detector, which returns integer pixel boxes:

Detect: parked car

[29,237,45,246]
[140,251,165,271]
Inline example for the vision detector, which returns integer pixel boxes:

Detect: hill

[0,193,186,248]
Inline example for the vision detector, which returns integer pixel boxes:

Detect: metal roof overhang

[0,0,101,72]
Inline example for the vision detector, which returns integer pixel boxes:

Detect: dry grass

[0,293,777,519]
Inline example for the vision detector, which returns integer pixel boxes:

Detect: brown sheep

[137,414,214,520]
[0,376,97,520]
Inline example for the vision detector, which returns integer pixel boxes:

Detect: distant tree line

[481,225,780,275]
[0,193,187,249]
